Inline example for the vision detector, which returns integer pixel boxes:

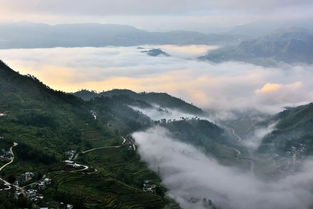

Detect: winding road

[0,142,18,172]
[65,136,135,174]
[0,142,25,193]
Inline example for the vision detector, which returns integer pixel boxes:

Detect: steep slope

[75,89,203,115]
[79,90,247,165]
[201,28,313,66]
[0,60,248,208]
[0,60,177,209]
[258,103,313,156]
[160,119,245,161]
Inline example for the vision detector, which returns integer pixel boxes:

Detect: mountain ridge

[201,28,313,66]
[0,23,242,49]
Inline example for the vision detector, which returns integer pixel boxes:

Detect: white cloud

[0,46,313,114]
[133,126,313,209]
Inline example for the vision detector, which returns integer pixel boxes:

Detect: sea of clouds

[1,45,313,209]
[1,45,313,114]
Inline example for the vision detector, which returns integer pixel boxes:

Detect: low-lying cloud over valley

[0,46,313,114]
[133,127,313,209]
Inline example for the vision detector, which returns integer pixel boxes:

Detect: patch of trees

[15,143,57,165]
[16,111,58,128]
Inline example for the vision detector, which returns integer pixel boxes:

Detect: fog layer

[0,46,313,114]
[133,127,313,209]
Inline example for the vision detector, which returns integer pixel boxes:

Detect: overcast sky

[0,0,312,32]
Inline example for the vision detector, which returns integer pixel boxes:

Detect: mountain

[160,119,245,161]
[0,60,181,209]
[141,48,170,57]
[4,58,313,208]
[1,60,244,208]
[201,28,313,66]
[258,103,313,156]
[0,23,242,49]
[74,89,247,165]
[227,19,313,37]
[74,89,203,115]
[72,89,98,101]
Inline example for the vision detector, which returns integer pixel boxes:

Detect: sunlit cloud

[256,83,282,94]
[0,46,313,114]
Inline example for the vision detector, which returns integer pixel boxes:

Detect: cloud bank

[2,0,312,15]
[133,127,313,209]
[0,46,313,114]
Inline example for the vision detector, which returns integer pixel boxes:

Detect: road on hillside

[0,142,25,193]
[81,136,131,154]
[0,142,18,172]
[66,136,135,174]
[82,145,122,154]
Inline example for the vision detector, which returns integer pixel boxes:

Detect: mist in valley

[1,46,313,115]
[133,126,313,209]
[1,1,313,209]
[1,39,313,209]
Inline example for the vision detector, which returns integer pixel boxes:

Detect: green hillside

[74,89,203,115]
[0,60,179,209]
[258,103,313,156]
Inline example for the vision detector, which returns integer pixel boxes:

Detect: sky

[0,0,313,32]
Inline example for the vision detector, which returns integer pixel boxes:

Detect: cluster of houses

[142,180,157,193]
[156,117,201,125]
[15,171,35,186]
[13,176,75,209]
[25,189,44,201]
[65,150,76,161]
[0,148,13,162]
[14,172,52,203]
[37,177,52,190]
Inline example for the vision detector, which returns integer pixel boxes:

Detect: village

[0,134,75,208]
[1,110,153,208]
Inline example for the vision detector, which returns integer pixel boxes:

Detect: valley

[0,58,313,209]
[1,1,313,209]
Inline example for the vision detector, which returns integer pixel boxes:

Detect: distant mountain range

[201,28,313,65]
[0,23,242,49]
